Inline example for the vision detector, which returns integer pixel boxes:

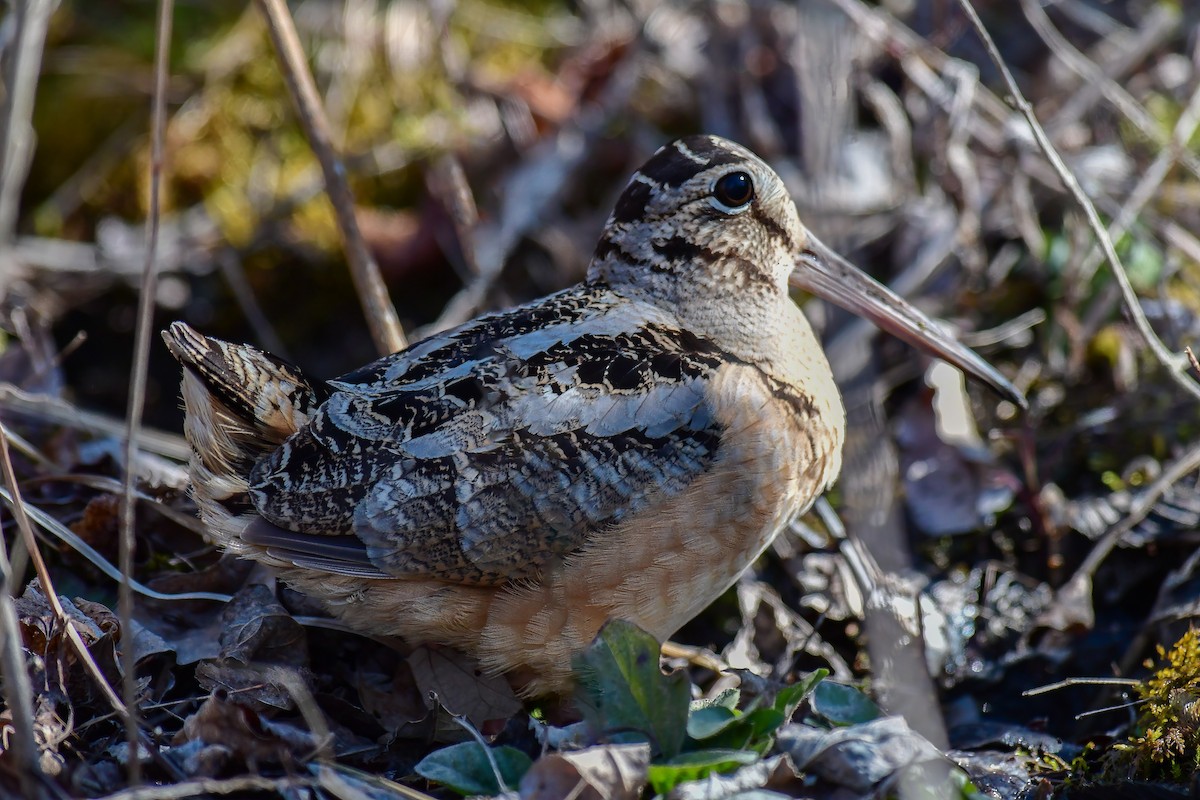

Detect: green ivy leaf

[414,741,532,796]
[811,681,880,726]
[646,748,761,794]
[687,670,828,751]
[687,703,741,740]
[773,669,827,718]
[572,619,691,759]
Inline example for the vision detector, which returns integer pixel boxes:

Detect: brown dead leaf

[146,551,253,596]
[195,584,313,710]
[73,597,119,637]
[69,493,121,558]
[408,645,522,730]
[355,654,429,737]
[135,555,252,664]
[174,691,319,769]
[16,580,104,652]
[138,610,223,665]
[195,660,308,711]
[218,584,307,667]
[519,743,651,800]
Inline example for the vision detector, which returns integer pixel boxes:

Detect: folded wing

[244,287,734,584]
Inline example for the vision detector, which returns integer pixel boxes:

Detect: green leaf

[687,702,742,740]
[572,619,690,758]
[810,681,880,725]
[647,748,761,794]
[690,686,740,712]
[1122,236,1164,293]
[687,671,827,751]
[414,741,532,797]
[772,669,827,718]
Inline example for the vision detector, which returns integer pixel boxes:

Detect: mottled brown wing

[243,290,732,585]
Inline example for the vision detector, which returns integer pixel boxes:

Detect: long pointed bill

[790,235,1027,410]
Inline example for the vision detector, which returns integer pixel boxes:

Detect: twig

[0,2,58,793]
[254,0,406,355]
[0,419,138,769]
[954,0,1200,403]
[266,665,334,763]
[312,764,439,800]
[0,385,189,462]
[1070,440,1200,584]
[117,0,175,783]
[1020,0,1200,181]
[0,0,56,249]
[427,155,481,279]
[660,641,730,677]
[450,709,512,795]
[1077,80,1200,335]
[0,424,192,785]
[1024,676,1140,696]
[94,775,318,800]
[1187,347,1200,380]
[0,467,42,799]
[217,248,289,359]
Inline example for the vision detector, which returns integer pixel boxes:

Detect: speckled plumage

[165,135,856,695]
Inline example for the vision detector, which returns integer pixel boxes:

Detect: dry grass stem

[116,0,175,783]
[955,0,1200,403]
[92,774,319,800]
[254,0,406,355]
[0,484,232,603]
[0,0,56,250]
[0,457,42,797]
[0,386,189,461]
[0,420,141,790]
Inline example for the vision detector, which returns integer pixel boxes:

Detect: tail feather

[163,322,329,554]
[163,321,327,449]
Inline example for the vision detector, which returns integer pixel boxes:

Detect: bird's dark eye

[712,171,754,209]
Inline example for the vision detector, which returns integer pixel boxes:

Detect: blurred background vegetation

[6,0,1200,793]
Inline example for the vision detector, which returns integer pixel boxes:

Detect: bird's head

[589,135,1025,408]
[589,135,803,301]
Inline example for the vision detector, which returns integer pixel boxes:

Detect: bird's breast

[549,359,845,642]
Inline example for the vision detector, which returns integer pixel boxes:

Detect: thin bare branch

[118,1,175,782]
[1072,440,1200,584]
[0,0,56,249]
[1,420,136,794]
[428,155,481,279]
[1019,0,1199,181]
[0,423,194,785]
[255,0,406,355]
[0,465,42,798]
[954,0,1200,403]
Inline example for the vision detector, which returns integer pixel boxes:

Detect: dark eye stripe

[751,205,797,252]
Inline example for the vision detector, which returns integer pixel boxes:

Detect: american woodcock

[164,135,1023,695]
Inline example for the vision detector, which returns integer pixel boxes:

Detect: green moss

[1127,628,1200,780]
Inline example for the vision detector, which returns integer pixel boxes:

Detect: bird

[163,135,1023,696]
